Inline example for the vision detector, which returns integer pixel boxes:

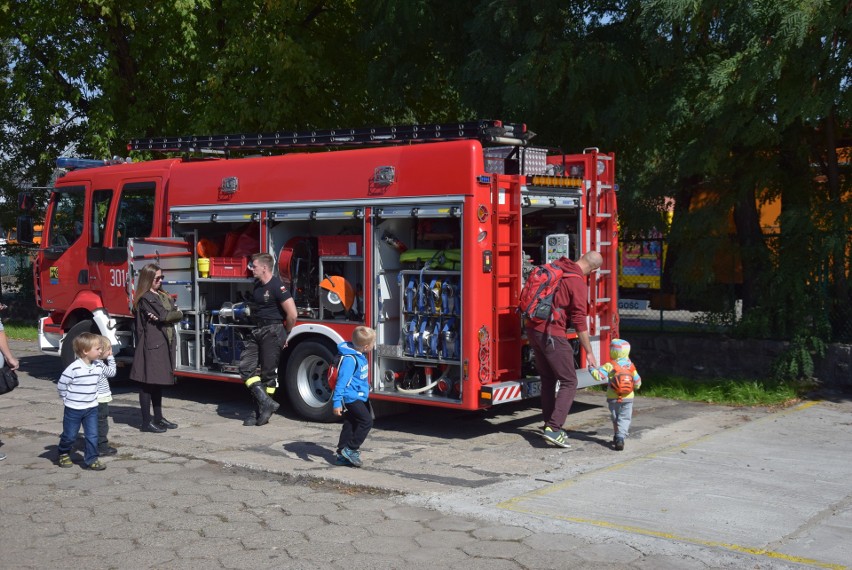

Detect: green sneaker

[87,460,107,471]
[541,427,572,449]
[57,453,73,468]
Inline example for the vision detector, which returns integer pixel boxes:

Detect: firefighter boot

[243,399,259,426]
[251,383,280,426]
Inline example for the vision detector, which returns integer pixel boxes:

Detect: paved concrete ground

[1,337,850,569]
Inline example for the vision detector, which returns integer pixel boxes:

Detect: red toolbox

[317,235,362,257]
[208,257,250,277]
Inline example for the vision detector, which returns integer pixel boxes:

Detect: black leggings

[139,384,164,424]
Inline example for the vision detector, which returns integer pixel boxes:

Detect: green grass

[1,321,38,341]
[636,374,805,407]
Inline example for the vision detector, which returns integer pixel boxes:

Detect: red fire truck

[24,120,618,421]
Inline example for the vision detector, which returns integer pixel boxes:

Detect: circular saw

[319,275,354,313]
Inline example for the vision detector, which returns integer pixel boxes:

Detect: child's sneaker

[340,447,362,467]
[335,454,352,466]
[87,460,107,471]
[57,453,73,468]
[541,427,571,448]
[613,437,625,451]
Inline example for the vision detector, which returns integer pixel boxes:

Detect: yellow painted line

[500,503,846,570]
[499,401,846,569]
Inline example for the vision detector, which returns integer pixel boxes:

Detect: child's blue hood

[337,341,360,357]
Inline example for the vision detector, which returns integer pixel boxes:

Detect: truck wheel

[284,340,336,422]
[61,319,99,368]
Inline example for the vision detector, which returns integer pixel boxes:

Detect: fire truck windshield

[46,186,85,248]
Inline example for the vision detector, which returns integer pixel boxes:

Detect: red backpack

[326,354,356,391]
[518,263,579,323]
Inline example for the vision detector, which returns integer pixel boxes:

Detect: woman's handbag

[0,365,19,395]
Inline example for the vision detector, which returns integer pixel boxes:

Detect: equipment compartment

[371,209,464,402]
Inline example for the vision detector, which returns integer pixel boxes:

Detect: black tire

[284,340,337,422]
[60,319,99,368]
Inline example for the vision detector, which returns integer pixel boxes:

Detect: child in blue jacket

[332,326,376,468]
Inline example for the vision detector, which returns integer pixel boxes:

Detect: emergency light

[56,156,131,170]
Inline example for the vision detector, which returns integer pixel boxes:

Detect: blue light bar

[56,157,109,170]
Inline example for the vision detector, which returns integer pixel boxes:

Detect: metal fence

[617,234,852,342]
[617,236,732,334]
[0,248,31,297]
[0,253,20,279]
[617,300,739,335]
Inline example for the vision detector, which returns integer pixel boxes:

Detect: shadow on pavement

[282,441,337,465]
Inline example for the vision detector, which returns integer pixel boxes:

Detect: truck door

[39,185,88,313]
[92,181,159,316]
[86,188,119,311]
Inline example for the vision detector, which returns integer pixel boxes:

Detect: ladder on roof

[128,120,533,153]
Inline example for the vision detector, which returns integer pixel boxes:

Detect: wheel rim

[294,354,331,409]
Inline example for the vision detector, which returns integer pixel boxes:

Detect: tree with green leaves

[1,0,849,351]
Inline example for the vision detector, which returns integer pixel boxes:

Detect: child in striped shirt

[56,332,107,470]
[95,335,117,456]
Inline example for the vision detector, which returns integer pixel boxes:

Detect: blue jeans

[58,406,99,465]
[608,399,634,440]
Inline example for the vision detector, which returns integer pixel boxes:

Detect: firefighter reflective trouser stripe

[245,375,280,426]
[245,375,277,396]
[238,323,283,396]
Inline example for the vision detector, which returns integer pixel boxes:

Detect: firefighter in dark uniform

[239,252,297,426]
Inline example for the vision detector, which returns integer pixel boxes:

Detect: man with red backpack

[524,250,602,448]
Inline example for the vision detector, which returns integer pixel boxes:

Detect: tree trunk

[661,175,700,297]
[732,182,771,313]
[821,108,850,338]
[777,119,815,338]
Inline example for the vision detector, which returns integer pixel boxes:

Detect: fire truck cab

[30,121,618,422]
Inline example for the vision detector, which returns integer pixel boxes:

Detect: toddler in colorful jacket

[593,338,641,451]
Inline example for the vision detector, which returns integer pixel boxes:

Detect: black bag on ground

[0,365,19,395]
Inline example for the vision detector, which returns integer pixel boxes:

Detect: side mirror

[16,214,34,244]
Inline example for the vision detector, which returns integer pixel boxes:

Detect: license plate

[524,380,541,398]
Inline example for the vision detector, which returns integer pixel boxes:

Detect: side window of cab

[114,182,156,247]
